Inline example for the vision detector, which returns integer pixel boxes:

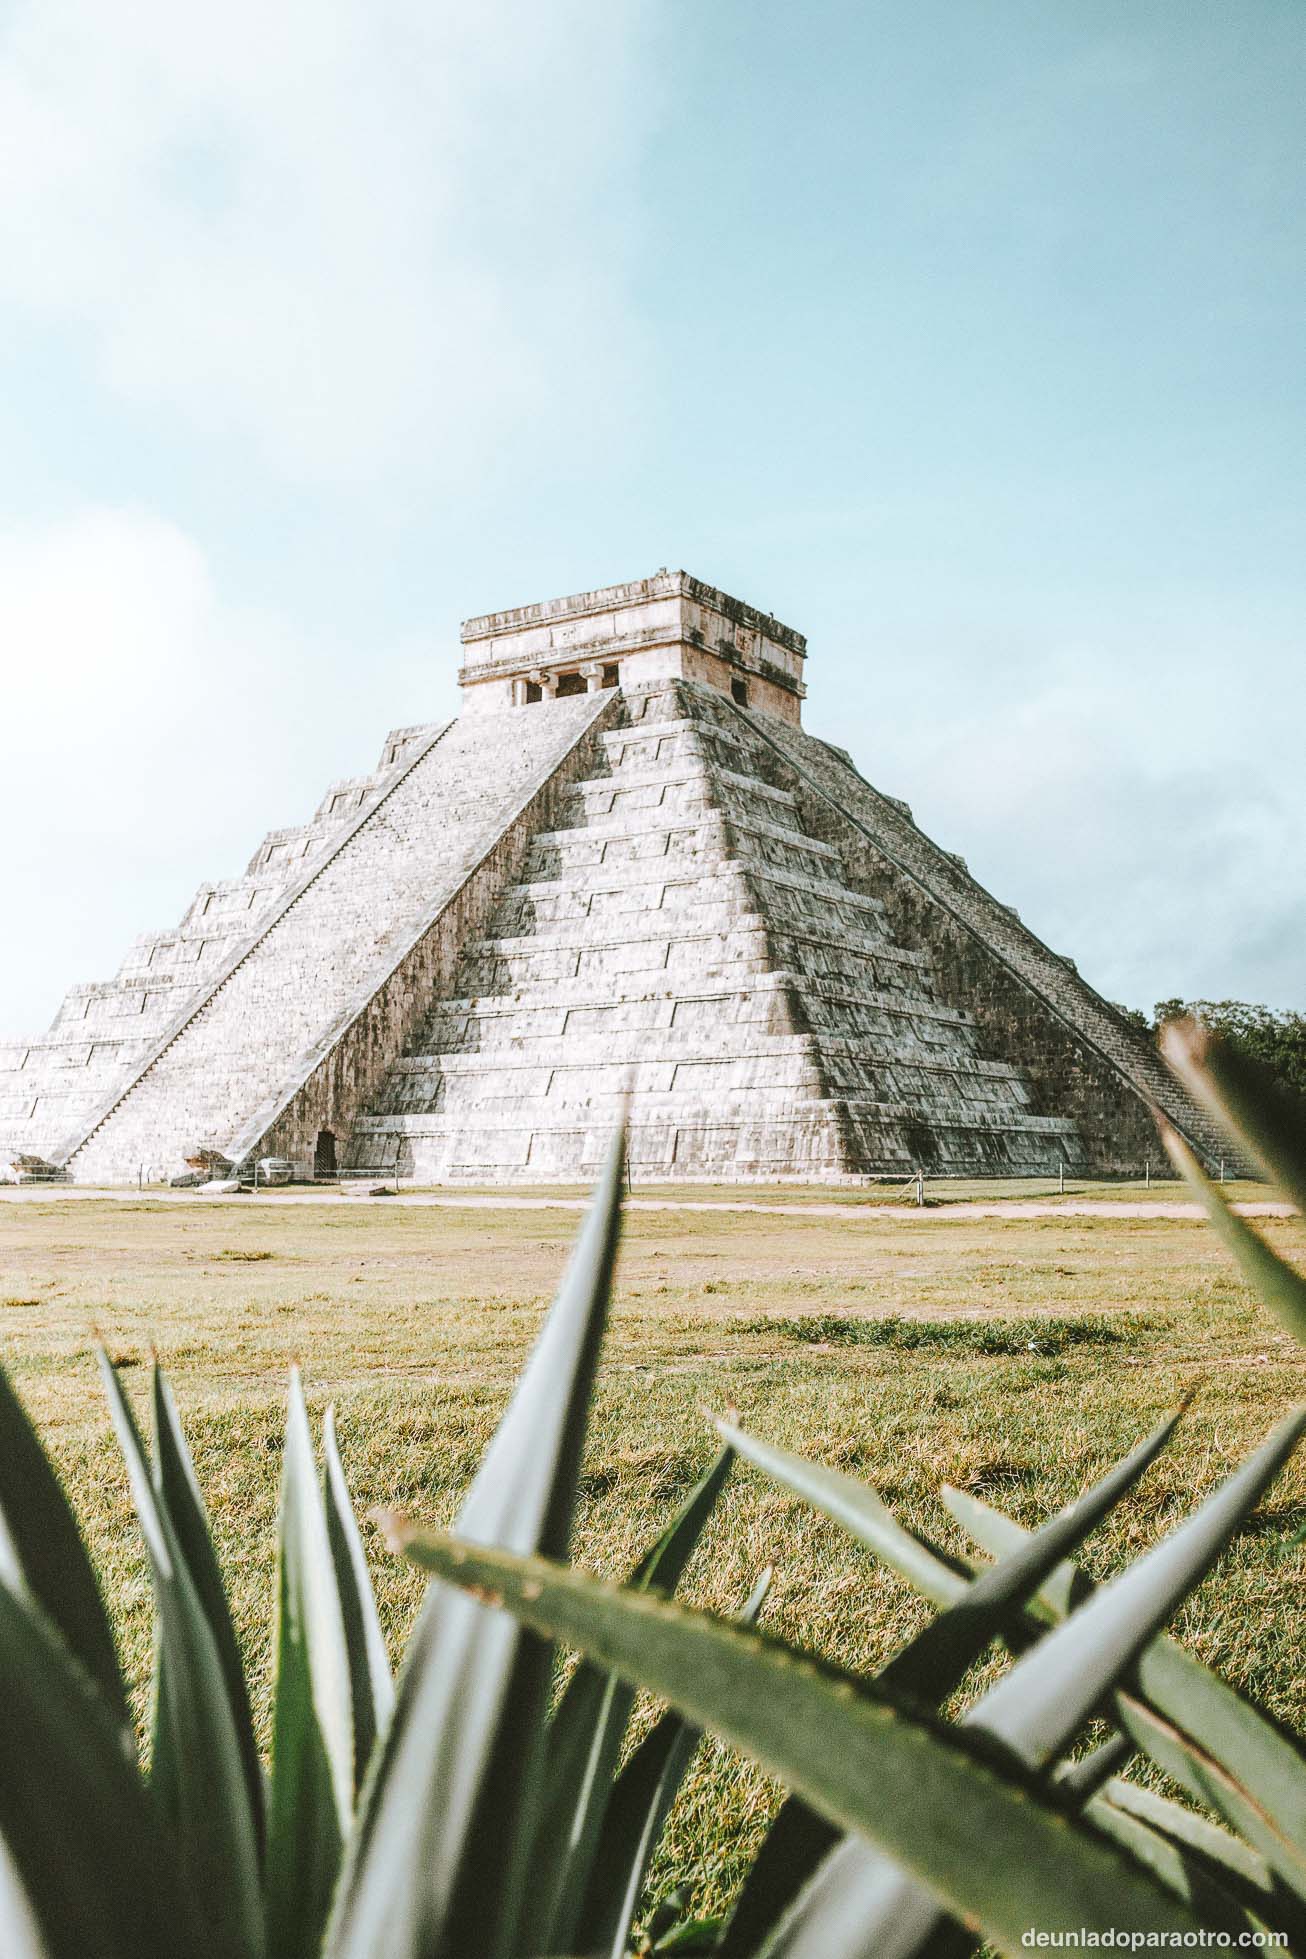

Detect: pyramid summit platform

[0,571,1225,1185]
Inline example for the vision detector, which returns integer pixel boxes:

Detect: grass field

[1,1188,1304,1924]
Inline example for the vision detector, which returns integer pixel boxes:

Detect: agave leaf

[757,1415,1303,1959]
[944,1483,1306,1903]
[387,1530,1207,1954]
[323,1404,394,1793]
[0,1578,208,1959]
[940,1487,1078,1618]
[714,1418,969,1607]
[265,1370,355,1959]
[1099,1779,1285,1911]
[99,1351,262,1959]
[326,1129,624,1959]
[556,1413,1300,1959]
[759,1835,950,1959]
[1115,1689,1306,1906]
[972,1408,1303,1764]
[1051,1734,1134,1802]
[1161,1121,1306,1345]
[0,1358,127,1731]
[0,1833,47,1959]
[525,1443,736,1958]
[716,1800,842,1959]
[585,1715,703,1959]
[1161,1018,1306,1216]
[151,1368,264,1850]
[879,1404,1185,1703]
[629,1445,737,1595]
[653,1915,723,1952]
[576,1567,773,1959]
[1085,1794,1280,1940]
[718,1408,1182,1953]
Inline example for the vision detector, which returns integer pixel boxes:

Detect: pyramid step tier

[568,759,803,824]
[419,971,990,1050]
[358,1095,1075,1132]
[374,1052,1040,1117]
[388,1032,1026,1081]
[502,862,893,938]
[462,920,935,996]
[524,809,841,879]
[346,1096,1084,1181]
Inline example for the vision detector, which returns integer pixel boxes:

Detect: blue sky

[1,0,1302,1031]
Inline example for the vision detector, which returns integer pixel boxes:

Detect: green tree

[1153,999,1306,1099]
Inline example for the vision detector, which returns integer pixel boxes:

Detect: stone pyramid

[0,572,1227,1184]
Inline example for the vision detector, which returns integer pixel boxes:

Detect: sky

[0,0,1302,1032]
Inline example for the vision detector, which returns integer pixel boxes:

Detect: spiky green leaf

[1098,1779,1288,1918]
[0,1579,207,1959]
[719,1407,1182,1953]
[749,1413,1302,1959]
[326,1130,624,1959]
[714,1418,968,1606]
[523,1442,735,1957]
[1085,1793,1279,1941]
[0,1833,48,1959]
[944,1482,1306,1905]
[716,1800,842,1959]
[577,1567,772,1959]
[387,1529,1207,1956]
[265,1370,354,1959]
[1115,1689,1306,1906]
[0,1358,126,1730]
[1052,1734,1134,1802]
[99,1351,262,1959]
[323,1404,393,1793]
[1161,1018,1306,1216]
[881,1404,1185,1703]
[151,1367,263,1852]
[1162,1121,1306,1345]
[975,1408,1303,1763]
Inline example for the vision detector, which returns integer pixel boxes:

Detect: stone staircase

[0,722,445,1166]
[348,685,1085,1182]
[55,694,612,1183]
[744,705,1238,1173]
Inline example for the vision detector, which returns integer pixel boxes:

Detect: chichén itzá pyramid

[0,570,1227,1185]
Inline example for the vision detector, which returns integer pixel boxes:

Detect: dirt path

[0,1187,1295,1222]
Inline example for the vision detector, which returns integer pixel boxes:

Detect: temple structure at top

[458,570,807,722]
[0,570,1228,1187]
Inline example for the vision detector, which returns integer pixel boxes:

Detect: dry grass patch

[0,1191,1302,1921]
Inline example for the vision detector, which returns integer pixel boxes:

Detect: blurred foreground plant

[0,1058,1301,1958]
[0,1136,746,1959]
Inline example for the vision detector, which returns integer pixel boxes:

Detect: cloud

[0,506,448,1031]
[0,0,658,483]
[846,652,1306,1014]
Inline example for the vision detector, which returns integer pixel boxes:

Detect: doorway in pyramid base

[0,573,1227,1186]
